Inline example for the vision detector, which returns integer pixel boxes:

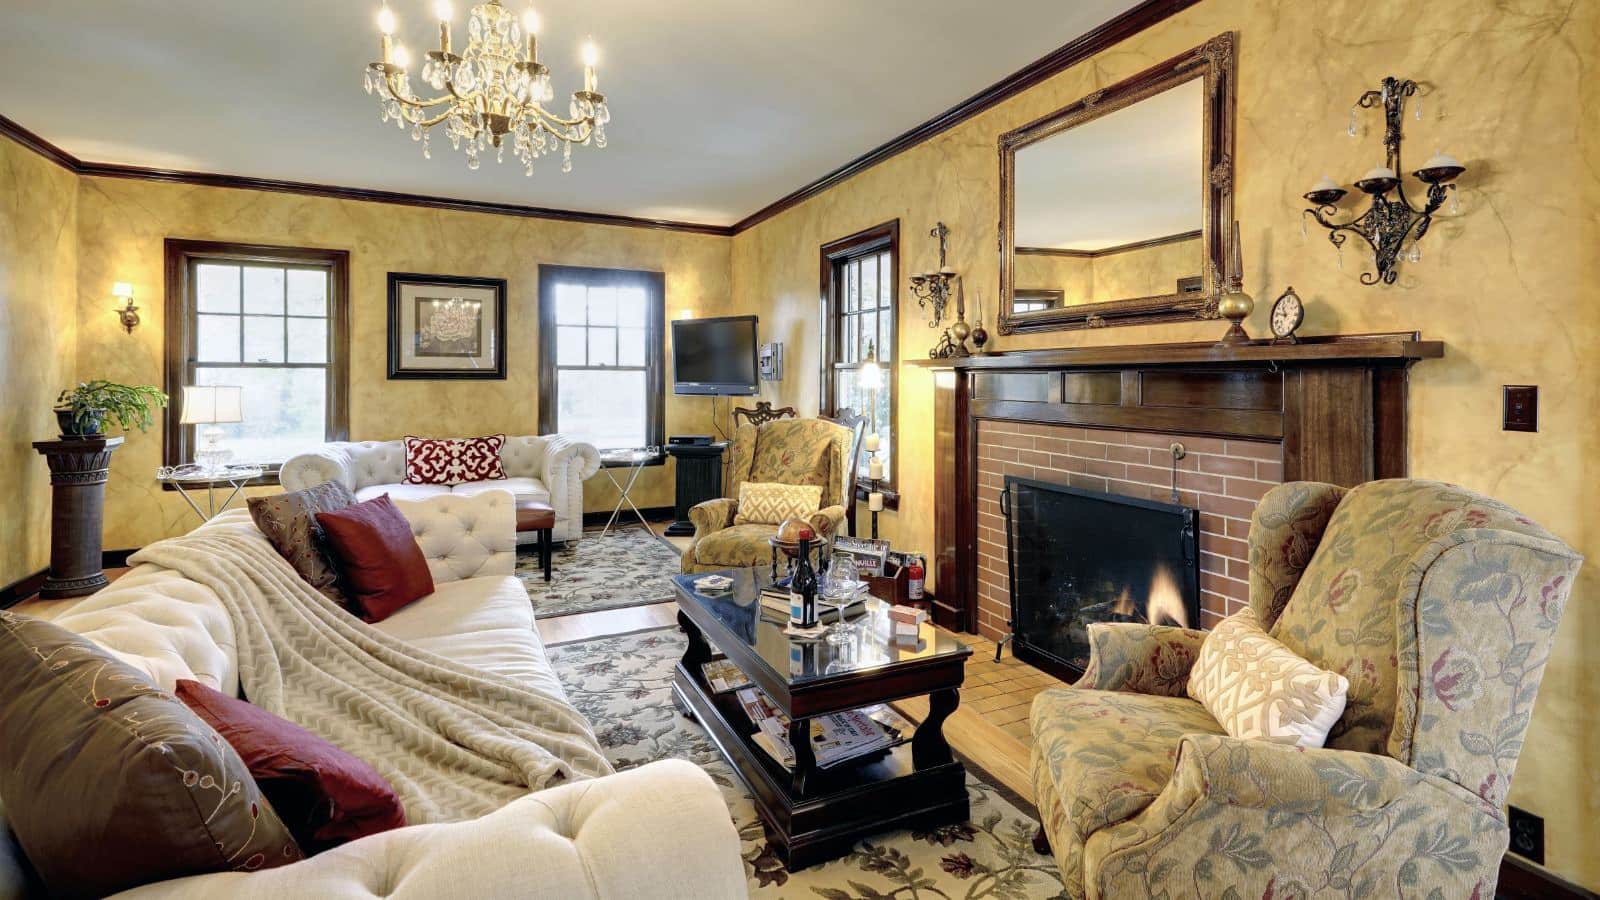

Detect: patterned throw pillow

[0,612,302,897]
[403,434,507,485]
[1188,610,1349,748]
[734,482,824,526]
[248,480,357,606]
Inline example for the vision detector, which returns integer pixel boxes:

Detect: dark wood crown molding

[1016,229,1203,259]
[0,0,1195,238]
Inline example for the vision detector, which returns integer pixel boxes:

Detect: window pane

[195,366,326,465]
[557,369,646,450]
[861,255,878,310]
[844,261,858,312]
[557,326,586,366]
[879,251,892,312]
[859,309,877,361]
[287,318,327,363]
[242,267,285,315]
[242,315,284,363]
[843,314,858,365]
[878,308,894,361]
[587,327,616,366]
[555,284,587,325]
[587,287,617,325]
[617,287,647,324]
[835,368,856,417]
[196,314,240,362]
[618,326,646,367]
[286,269,326,316]
[196,264,240,313]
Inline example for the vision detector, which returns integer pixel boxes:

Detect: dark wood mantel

[913,332,1443,633]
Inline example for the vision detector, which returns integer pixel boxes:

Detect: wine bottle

[790,537,819,628]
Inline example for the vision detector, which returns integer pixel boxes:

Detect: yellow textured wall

[731,0,1600,887]
[1089,235,1201,300]
[0,136,78,587]
[1011,251,1092,302]
[72,177,735,551]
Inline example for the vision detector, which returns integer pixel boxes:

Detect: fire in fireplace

[1001,476,1199,679]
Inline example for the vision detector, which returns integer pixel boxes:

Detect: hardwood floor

[537,598,1053,805]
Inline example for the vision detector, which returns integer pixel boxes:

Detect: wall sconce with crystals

[908,222,957,327]
[1302,77,1464,285]
[112,282,140,334]
[364,1,610,175]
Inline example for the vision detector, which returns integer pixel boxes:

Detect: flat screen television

[672,315,759,395]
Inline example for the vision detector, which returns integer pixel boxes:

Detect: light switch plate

[1503,385,1538,432]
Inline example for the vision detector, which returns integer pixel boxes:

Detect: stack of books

[734,686,913,771]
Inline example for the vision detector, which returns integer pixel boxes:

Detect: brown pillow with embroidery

[0,612,301,898]
[249,480,357,606]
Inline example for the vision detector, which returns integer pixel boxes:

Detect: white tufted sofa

[0,493,744,900]
[280,434,600,544]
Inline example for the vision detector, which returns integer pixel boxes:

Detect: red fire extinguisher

[907,556,925,602]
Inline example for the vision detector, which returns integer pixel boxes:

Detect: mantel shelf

[906,332,1443,370]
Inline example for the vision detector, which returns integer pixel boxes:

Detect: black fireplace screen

[1002,476,1199,678]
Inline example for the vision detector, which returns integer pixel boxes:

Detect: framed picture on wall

[387,272,507,379]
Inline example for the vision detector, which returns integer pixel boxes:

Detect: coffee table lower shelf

[671,663,969,871]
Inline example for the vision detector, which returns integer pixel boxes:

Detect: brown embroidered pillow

[0,611,301,898]
[249,480,357,605]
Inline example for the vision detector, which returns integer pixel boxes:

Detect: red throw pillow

[403,434,507,485]
[175,680,406,854]
[315,495,435,622]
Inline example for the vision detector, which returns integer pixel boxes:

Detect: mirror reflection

[1009,77,1204,315]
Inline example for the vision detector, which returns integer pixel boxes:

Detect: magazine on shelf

[700,659,750,694]
[734,686,908,771]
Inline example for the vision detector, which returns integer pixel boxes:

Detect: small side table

[664,441,728,537]
[596,449,659,538]
[155,464,265,524]
[33,436,124,599]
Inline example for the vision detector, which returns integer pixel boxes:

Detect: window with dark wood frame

[537,265,665,454]
[163,239,350,478]
[821,220,898,504]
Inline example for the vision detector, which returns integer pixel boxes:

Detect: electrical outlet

[1507,805,1544,864]
[1503,385,1538,432]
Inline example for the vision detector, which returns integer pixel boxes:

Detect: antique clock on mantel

[1269,287,1305,344]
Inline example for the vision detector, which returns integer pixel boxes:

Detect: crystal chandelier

[364,0,610,175]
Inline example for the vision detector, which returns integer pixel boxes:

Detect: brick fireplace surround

[975,421,1282,639]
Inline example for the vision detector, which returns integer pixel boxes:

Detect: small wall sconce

[112,282,140,333]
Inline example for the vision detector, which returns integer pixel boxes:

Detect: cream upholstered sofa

[0,492,744,900]
[280,435,599,544]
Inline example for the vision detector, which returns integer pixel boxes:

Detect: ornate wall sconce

[908,222,957,327]
[1302,77,1464,285]
[112,282,140,333]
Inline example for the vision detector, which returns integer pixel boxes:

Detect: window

[164,240,349,473]
[821,220,897,498]
[537,265,665,452]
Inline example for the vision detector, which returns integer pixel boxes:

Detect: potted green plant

[54,380,168,438]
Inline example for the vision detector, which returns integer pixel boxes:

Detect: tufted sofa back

[283,436,552,492]
[1251,479,1580,808]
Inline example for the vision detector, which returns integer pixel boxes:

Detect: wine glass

[822,555,861,646]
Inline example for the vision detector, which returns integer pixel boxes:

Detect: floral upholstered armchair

[1028,479,1582,900]
[680,417,862,574]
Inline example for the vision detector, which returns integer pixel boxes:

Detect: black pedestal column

[32,436,123,598]
[664,441,728,537]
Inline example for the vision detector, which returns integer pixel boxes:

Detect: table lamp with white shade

[181,385,243,472]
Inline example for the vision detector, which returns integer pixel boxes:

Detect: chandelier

[364,0,610,175]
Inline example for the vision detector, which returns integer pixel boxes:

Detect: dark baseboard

[1498,854,1597,900]
[0,549,141,609]
[580,506,675,528]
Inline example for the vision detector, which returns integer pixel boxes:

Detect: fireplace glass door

[1002,476,1200,678]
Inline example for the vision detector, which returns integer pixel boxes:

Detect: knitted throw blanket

[130,528,614,824]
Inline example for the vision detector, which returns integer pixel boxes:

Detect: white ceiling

[0,0,1143,227]
[1014,76,1202,250]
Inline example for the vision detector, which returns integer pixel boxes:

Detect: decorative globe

[774,518,816,547]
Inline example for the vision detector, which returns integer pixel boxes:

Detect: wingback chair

[680,416,863,574]
[1028,479,1582,900]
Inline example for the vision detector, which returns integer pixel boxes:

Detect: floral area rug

[549,626,1068,899]
[515,524,682,619]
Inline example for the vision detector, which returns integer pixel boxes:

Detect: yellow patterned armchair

[1028,479,1582,899]
[680,417,862,574]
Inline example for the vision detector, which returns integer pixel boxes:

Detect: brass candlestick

[1216,220,1253,345]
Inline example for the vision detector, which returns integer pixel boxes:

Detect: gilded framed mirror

[998,33,1237,334]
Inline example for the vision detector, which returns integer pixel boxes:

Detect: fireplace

[1002,476,1199,678]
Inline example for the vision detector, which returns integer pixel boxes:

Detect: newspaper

[735,686,904,770]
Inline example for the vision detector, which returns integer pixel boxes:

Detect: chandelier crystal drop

[365,1,610,176]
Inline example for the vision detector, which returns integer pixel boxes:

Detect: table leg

[539,527,552,581]
[789,716,816,797]
[913,687,959,769]
[675,609,711,721]
[171,484,210,523]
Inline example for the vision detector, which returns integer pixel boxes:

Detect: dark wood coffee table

[671,568,972,870]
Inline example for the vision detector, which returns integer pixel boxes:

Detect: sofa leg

[1032,824,1051,855]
